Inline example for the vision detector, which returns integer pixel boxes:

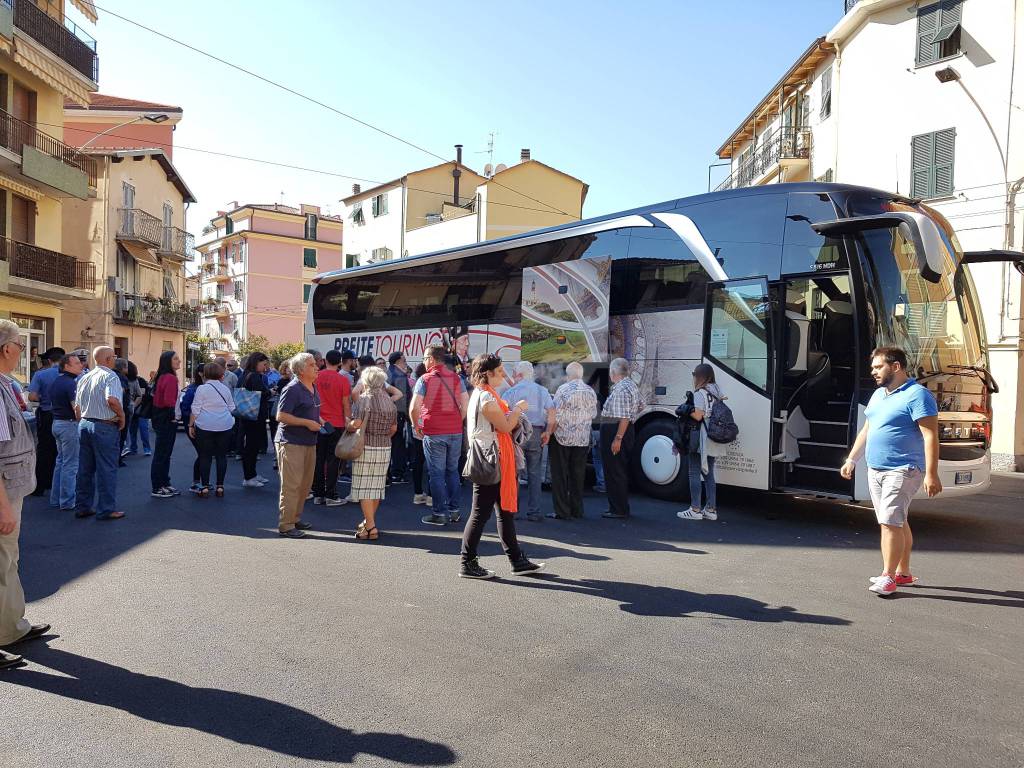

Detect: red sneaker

[869,573,917,586]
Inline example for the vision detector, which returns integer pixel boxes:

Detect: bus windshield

[850,197,985,375]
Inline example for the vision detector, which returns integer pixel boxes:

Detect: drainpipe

[832,38,842,179]
[400,179,407,259]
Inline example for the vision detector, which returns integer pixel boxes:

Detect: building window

[162,269,177,300]
[371,247,393,262]
[371,194,388,217]
[113,337,128,359]
[225,217,234,235]
[910,128,956,199]
[303,247,317,268]
[236,241,246,263]
[304,213,318,240]
[819,66,832,120]
[345,253,359,269]
[233,280,244,301]
[351,201,365,225]
[916,1,962,66]
[303,284,312,304]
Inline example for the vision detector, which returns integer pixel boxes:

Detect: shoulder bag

[462,392,501,485]
[335,397,365,460]
[232,372,261,421]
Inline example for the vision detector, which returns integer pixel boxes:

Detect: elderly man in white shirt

[550,362,598,519]
[73,346,126,521]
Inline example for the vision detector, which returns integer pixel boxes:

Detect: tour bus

[306,183,1024,503]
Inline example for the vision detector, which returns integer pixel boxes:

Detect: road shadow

[4,645,456,765]
[501,576,851,625]
[890,584,1024,608]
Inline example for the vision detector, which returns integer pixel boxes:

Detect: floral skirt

[351,445,391,500]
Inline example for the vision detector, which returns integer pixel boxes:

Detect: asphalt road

[2,434,1022,767]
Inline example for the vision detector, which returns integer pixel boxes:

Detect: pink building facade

[196,203,342,352]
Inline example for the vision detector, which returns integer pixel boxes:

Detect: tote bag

[232,373,261,421]
[334,428,364,460]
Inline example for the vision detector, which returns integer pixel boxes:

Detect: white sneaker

[701,507,718,521]
[241,478,263,488]
[869,576,898,596]
[256,475,270,483]
[323,497,346,507]
[413,494,427,505]
[676,508,703,521]
[425,496,433,507]
[312,496,326,505]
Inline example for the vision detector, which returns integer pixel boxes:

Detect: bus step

[793,463,842,473]
[808,420,847,426]
[799,441,846,448]
[779,486,852,501]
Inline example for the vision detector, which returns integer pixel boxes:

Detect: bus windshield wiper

[949,365,1000,393]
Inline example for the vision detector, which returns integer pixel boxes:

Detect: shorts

[867,467,924,527]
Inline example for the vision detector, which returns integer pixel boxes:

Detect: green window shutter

[910,132,935,198]
[916,3,940,65]
[933,127,955,196]
[303,247,317,268]
[225,217,234,235]
[303,284,311,303]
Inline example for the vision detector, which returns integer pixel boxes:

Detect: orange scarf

[482,385,519,513]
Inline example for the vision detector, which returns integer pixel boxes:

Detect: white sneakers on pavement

[677,508,703,521]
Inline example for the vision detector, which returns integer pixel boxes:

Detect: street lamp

[77,113,169,153]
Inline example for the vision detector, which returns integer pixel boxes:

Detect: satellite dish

[484,163,494,176]
[495,163,508,173]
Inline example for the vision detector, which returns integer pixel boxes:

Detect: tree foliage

[269,342,305,368]
[238,334,270,358]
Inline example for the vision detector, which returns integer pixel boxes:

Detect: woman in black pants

[150,350,182,499]
[459,353,544,580]
[188,362,236,497]
[239,353,271,488]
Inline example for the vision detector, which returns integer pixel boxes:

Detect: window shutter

[303,284,312,303]
[933,128,955,196]
[303,247,317,268]
[910,132,934,198]
[916,3,940,65]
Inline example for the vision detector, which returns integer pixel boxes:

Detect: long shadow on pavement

[889,584,1024,608]
[5,644,457,765]
[501,575,852,625]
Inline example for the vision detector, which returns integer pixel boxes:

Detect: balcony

[714,126,812,192]
[202,261,231,281]
[11,0,98,82]
[113,292,199,331]
[0,107,96,198]
[844,0,861,12]
[158,225,195,261]
[117,208,163,249]
[0,235,95,300]
[201,299,231,318]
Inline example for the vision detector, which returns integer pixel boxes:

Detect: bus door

[702,278,773,491]
[771,272,857,497]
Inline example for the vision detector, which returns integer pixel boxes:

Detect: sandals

[215,486,224,498]
[197,487,210,499]
[355,522,379,541]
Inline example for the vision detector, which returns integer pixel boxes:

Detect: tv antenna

[476,130,498,171]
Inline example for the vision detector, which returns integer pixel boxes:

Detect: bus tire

[631,419,687,501]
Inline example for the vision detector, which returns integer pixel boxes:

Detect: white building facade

[715,0,1024,468]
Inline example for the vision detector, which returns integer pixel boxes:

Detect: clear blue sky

[68,0,842,230]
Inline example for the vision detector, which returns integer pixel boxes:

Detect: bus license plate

[955,471,972,485]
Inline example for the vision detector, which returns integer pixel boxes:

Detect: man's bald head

[93,346,115,368]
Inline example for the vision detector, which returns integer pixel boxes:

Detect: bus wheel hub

[641,434,680,485]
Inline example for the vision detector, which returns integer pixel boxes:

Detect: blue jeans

[75,420,120,515]
[50,419,80,510]
[519,429,544,516]
[687,454,716,511]
[129,414,151,453]
[422,433,462,516]
[591,428,605,487]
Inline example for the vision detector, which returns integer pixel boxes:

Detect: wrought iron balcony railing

[714,126,812,192]
[117,208,163,248]
[158,225,195,260]
[113,292,199,331]
[0,107,98,187]
[0,235,95,290]
[12,0,99,82]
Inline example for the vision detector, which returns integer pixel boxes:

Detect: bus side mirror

[812,213,944,283]
[961,250,1024,276]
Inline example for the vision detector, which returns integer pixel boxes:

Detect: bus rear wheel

[630,419,687,501]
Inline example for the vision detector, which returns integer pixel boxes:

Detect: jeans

[422,433,462,516]
[687,454,717,511]
[50,418,80,510]
[150,409,177,492]
[129,414,151,453]
[519,428,544,517]
[242,419,266,480]
[312,428,343,498]
[75,420,120,516]
[196,428,232,487]
[461,482,523,564]
[591,428,605,487]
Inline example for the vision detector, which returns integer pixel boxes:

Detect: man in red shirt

[312,349,350,505]
[410,345,468,526]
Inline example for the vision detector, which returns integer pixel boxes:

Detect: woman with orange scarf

[459,354,545,579]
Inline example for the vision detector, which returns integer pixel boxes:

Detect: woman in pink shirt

[150,350,181,499]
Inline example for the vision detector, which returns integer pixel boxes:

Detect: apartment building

[712,0,1024,468]
[196,203,342,351]
[0,0,99,382]
[341,147,588,265]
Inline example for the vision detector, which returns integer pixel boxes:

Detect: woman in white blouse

[188,362,236,498]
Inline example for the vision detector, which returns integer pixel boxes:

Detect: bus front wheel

[630,420,687,501]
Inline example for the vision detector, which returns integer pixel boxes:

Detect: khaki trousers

[0,495,30,645]
[276,442,315,532]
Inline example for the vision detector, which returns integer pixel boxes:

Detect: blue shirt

[50,372,79,420]
[864,379,938,471]
[275,379,320,446]
[503,380,555,428]
[28,365,60,411]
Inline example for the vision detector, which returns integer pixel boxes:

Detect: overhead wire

[91,3,580,220]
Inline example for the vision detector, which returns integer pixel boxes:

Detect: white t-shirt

[468,389,498,450]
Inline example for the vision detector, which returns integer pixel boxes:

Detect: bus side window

[676,194,786,281]
[626,225,710,313]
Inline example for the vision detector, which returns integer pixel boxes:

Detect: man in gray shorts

[841,347,942,596]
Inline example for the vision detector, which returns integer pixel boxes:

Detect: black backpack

[703,390,739,444]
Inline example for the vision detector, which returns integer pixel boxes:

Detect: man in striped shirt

[73,346,125,521]
[600,357,643,519]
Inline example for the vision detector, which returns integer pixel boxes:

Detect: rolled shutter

[916,3,940,65]
[933,128,955,196]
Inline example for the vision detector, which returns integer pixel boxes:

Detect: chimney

[352,183,361,195]
[453,144,463,205]
[520,148,530,163]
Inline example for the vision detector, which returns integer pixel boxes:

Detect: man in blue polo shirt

[841,346,941,596]
[27,347,64,496]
